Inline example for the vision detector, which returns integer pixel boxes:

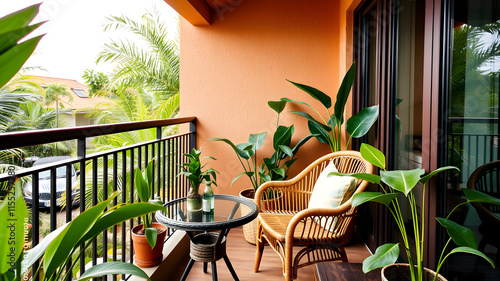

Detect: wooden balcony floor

[170,226,371,281]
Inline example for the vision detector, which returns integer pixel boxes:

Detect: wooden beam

[162,0,212,26]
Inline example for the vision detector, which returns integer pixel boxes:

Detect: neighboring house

[33,76,109,128]
[164,0,500,279]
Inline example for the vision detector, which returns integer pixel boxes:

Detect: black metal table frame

[155,194,258,281]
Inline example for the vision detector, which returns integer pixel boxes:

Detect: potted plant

[178,148,218,218]
[283,62,379,152]
[2,179,163,280]
[131,159,168,267]
[333,143,500,281]
[209,100,311,243]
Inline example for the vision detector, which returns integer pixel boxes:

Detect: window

[72,88,88,98]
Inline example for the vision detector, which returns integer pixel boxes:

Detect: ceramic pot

[131,222,167,267]
[381,264,447,281]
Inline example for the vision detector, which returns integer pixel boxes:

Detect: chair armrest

[285,202,356,243]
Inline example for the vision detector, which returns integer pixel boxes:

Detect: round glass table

[155,194,258,281]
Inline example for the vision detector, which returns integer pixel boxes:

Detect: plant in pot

[283,62,379,152]
[131,159,168,267]
[209,100,312,243]
[333,143,500,281]
[178,148,219,220]
[2,179,163,280]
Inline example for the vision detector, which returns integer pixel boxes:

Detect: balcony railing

[0,117,196,280]
[448,117,499,181]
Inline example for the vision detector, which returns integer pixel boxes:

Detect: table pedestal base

[180,232,239,281]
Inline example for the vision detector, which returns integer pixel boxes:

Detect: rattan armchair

[253,151,373,280]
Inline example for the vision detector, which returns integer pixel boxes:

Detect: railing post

[189,119,197,151]
[77,138,86,275]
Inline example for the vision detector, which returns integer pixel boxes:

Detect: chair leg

[284,241,293,281]
[254,220,265,272]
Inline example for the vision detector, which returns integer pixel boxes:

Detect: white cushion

[308,160,356,230]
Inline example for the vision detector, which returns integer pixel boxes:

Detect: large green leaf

[248,132,267,150]
[76,262,151,281]
[274,125,293,149]
[0,180,28,277]
[209,138,250,159]
[287,79,332,108]
[0,3,40,34]
[145,160,154,189]
[329,172,381,184]
[42,192,119,278]
[291,135,313,155]
[0,35,44,89]
[362,243,399,273]
[79,202,165,244]
[235,143,254,159]
[280,97,311,107]
[334,63,356,124]
[135,167,150,203]
[291,111,332,132]
[268,100,287,114]
[308,121,330,144]
[360,143,386,170]
[420,166,459,184]
[436,217,477,249]
[22,223,68,275]
[231,171,254,187]
[463,189,500,205]
[346,105,379,138]
[352,192,398,207]
[279,145,293,157]
[448,247,495,269]
[381,169,425,196]
[146,228,158,249]
[0,22,45,54]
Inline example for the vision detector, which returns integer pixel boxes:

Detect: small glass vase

[187,186,202,213]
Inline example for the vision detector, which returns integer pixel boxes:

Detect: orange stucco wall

[179,0,358,195]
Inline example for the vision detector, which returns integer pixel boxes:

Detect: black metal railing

[0,117,196,280]
[448,117,500,181]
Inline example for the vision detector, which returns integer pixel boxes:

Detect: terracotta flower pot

[131,222,167,267]
[381,264,447,281]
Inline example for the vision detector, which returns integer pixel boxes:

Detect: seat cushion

[308,161,356,210]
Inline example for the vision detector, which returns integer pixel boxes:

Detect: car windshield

[38,166,73,180]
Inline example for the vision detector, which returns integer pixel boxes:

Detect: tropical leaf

[362,243,399,273]
[360,143,386,170]
[381,169,425,196]
[463,189,500,205]
[248,132,267,150]
[334,62,356,124]
[420,166,459,184]
[352,192,398,207]
[346,105,379,138]
[268,100,287,114]
[286,79,332,108]
[76,262,150,281]
[436,217,477,249]
[448,247,495,268]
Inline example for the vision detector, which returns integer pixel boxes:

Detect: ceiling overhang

[163,0,212,26]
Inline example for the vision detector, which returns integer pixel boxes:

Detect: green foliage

[336,143,498,280]
[210,101,311,191]
[0,4,45,89]
[284,63,379,152]
[178,148,219,191]
[134,160,165,248]
[82,69,110,97]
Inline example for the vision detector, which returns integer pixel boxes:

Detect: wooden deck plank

[170,226,371,281]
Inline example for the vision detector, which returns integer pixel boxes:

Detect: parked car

[23,156,80,207]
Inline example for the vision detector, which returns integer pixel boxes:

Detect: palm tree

[96,9,179,101]
[44,83,73,127]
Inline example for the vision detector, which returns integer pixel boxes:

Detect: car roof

[34,156,73,165]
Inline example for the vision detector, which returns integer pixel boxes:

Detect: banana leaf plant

[0,3,45,88]
[284,62,379,152]
[1,179,164,281]
[134,159,167,248]
[209,101,312,191]
[333,143,499,281]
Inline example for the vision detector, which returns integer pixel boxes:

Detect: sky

[1,0,179,82]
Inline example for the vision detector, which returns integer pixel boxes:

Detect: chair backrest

[467,160,500,214]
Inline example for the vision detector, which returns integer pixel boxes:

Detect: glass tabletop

[155,194,258,232]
